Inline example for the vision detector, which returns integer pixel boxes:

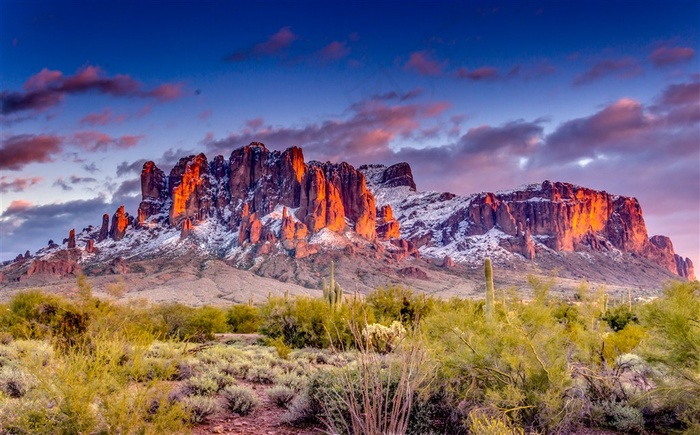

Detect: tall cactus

[484,258,495,322]
[323,260,344,310]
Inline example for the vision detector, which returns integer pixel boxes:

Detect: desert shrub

[281,393,316,426]
[246,363,278,384]
[602,323,646,362]
[222,385,259,415]
[258,295,367,349]
[602,305,639,332]
[151,303,227,341]
[595,400,645,433]
[640,280,700,430]
[366,285,432,326]
[2,290,68,339]
[185,373,220,396]
[267,385,296,407]
[182,395,219,423]
[468,409,525,435]
[275,371,308,392]
[0,365,35,397]
[227,304,262,333]
[189,305,228,339]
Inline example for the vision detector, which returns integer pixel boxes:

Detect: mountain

[0,142,694,301]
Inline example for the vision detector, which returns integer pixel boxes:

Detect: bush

[0,366,34,397]
[266,385,296,407]
[366,285,432,326]
[227,305,262,333]
[182,395,219,423]
[222,385,259,415]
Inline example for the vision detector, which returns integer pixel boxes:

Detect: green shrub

[227,305,262,333]
[266,385,296,407]
[366,285,432,326]
[222,385,259,415]
[182,395,219,423]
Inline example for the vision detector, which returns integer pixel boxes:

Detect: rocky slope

[0,143,694,298]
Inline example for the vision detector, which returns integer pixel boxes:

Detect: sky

[1,0,698,268]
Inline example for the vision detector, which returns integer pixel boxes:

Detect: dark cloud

[0,195,139,260]
[52,178,72,191]
[0,134,63,170]
[112,178,141,202]
[370,88,423,102]
[82,162,99,173]
[650,45,695,67]
[52,175,96,192]
[1,66,184,115]
[0,176,42,193]
[404,50,447,76]
[456,66,500,81]
[573,57,642,85]
[116,159,147,177]
[656,80,700,106]
[226,27,299,62]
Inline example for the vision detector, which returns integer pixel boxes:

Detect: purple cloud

[573,57,642,85]
[318,41,351,61]
[0,176,42,193]
[457,66,500,81]
[1,66,184,115]
[226,27,299,62]
[404,50,447,76]
[650,45,695,67]
[0,134,63,170]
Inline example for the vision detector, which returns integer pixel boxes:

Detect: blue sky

[1,0,698,267]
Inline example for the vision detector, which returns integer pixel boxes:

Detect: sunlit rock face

[362,165,694,280]
[109,205,129,241]
[136,142,381,243]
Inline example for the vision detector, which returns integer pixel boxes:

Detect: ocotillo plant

[484,258,495,322]
[323,260,344,310]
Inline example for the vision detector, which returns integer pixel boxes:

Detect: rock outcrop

[98,214,110,242]
[110,206,128,241]
[67,229,76,249]
[363,166,695,280]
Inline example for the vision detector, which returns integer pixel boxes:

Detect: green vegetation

[0,277,697,434]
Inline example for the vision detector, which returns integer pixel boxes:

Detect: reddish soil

[192,381,323,435]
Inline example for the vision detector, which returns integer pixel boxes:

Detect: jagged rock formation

[362,164,694,280]
[110,206,129,241]
[4,142,693,286]
[136,142,384,245]
[67,229,76,249]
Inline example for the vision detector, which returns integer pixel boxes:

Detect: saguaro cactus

[484,258,495,322]
[323,260,344,310]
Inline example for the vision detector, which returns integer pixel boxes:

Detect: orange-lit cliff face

[136,142,385,245]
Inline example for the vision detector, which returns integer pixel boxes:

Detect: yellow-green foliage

[640,280,700,430]
[366,285,432,325]
[226,304,261,333]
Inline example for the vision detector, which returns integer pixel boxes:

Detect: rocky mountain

[0,142,694,299]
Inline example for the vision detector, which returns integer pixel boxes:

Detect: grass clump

[266,385,296,407]
[182,395,219,423]
[222,385,259,415]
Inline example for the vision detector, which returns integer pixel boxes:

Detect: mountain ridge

[0,142,694,293]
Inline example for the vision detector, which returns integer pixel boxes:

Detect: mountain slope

[0,143,694,301]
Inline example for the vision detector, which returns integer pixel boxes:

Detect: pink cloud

[227,26,299,62]
[650,45,695,67]
[245,118,264,131]
[1,66,184,115]
[0,134,63,170]
[573,57,642,85]
[457,66,500,81]
[6,200,33,213]
[79,108,126,127]
[404,50,447,76]
[0,176,42,193]
[198,109,213,121]
[318,41,351,61]
[658,80,700,106]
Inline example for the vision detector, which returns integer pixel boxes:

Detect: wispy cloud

[226,26,299,62]
[0,176,42,193]
[0,134,63,170]
[573,57,642,85]
[650,45,695,67]
[404,50,448,76]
